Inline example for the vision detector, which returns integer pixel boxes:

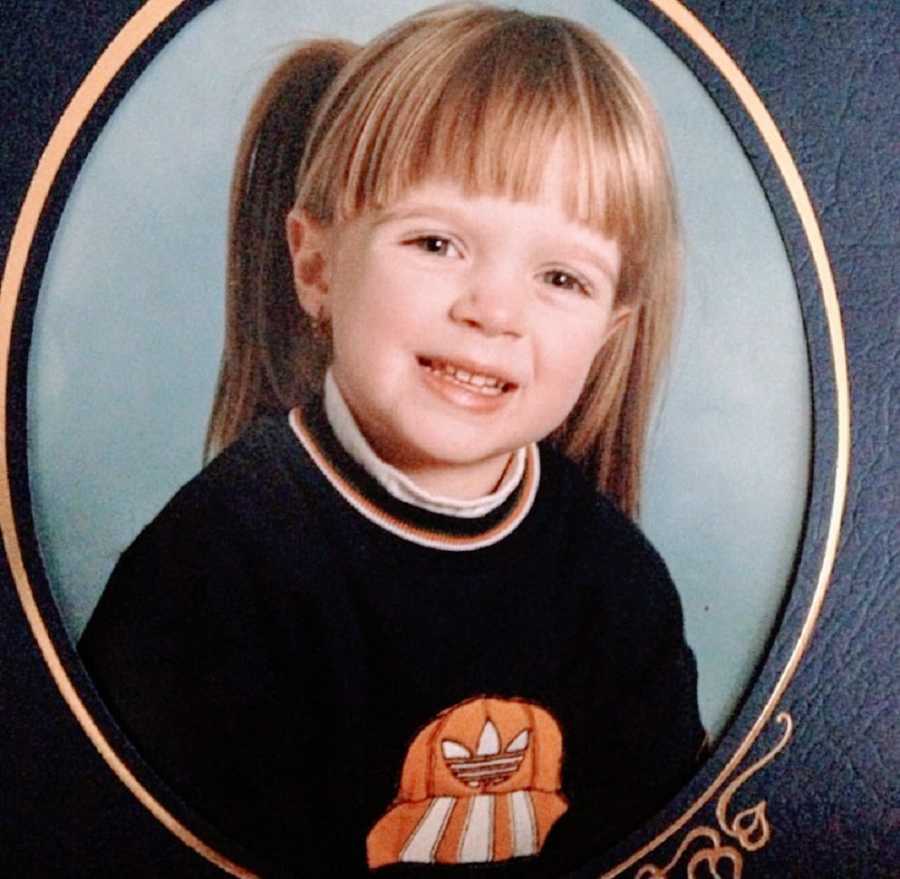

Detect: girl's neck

[394,454,513,500]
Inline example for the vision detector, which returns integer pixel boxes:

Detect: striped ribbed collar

[287,403,540,552]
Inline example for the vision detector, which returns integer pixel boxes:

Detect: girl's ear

[286,209,331,320]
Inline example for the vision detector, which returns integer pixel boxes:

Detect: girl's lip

[417,357,519,412]
[416,355,520,390]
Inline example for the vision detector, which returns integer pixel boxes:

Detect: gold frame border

[0,2,849,878]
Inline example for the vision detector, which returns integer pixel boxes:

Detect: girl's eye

[409,236,460,258]
[542,269,591,296]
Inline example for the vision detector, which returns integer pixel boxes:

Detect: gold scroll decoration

[634,712,794,879]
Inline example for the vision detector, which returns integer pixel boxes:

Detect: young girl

[80,4,705,876]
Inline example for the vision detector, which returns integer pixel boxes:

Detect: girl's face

[290,145,628,498]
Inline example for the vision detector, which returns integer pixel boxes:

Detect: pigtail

[204,40,357,461]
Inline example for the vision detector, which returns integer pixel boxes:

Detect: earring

[311,307,330,339]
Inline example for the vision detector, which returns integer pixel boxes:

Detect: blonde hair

[207,2,680,517]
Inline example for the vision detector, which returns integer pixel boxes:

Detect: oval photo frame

[1,1,848,877]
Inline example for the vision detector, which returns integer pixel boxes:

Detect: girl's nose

[449,273,526,338]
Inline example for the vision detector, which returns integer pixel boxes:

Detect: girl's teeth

[423,359,509,394]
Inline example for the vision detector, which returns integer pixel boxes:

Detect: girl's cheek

[542,325,604,380]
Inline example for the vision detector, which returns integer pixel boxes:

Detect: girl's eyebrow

[371,203,462,227]
[563,241,621,284]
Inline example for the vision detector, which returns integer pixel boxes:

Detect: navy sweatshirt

[79,401,704,877]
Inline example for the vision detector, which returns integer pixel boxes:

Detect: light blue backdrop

[28,0,809,740]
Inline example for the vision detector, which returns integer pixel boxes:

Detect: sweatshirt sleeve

[546,502,707,868]
[608,558,706,807]
[77,489,332,873]
[79,499,256,817]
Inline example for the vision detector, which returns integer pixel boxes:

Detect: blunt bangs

[297,7,677,305]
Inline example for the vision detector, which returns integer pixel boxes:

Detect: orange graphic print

[367,696,568,869]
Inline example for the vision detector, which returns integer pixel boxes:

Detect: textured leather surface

[1,1,896,876]
[705,2,899,874]
[608,4,898,878]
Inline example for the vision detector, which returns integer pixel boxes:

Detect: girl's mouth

[417,357,516,397]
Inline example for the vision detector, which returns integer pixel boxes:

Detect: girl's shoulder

[128,413,330,558]
[536,441,683,626]
[83,414,334,646]
[170,414,324,512]
[536,441,654,551]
